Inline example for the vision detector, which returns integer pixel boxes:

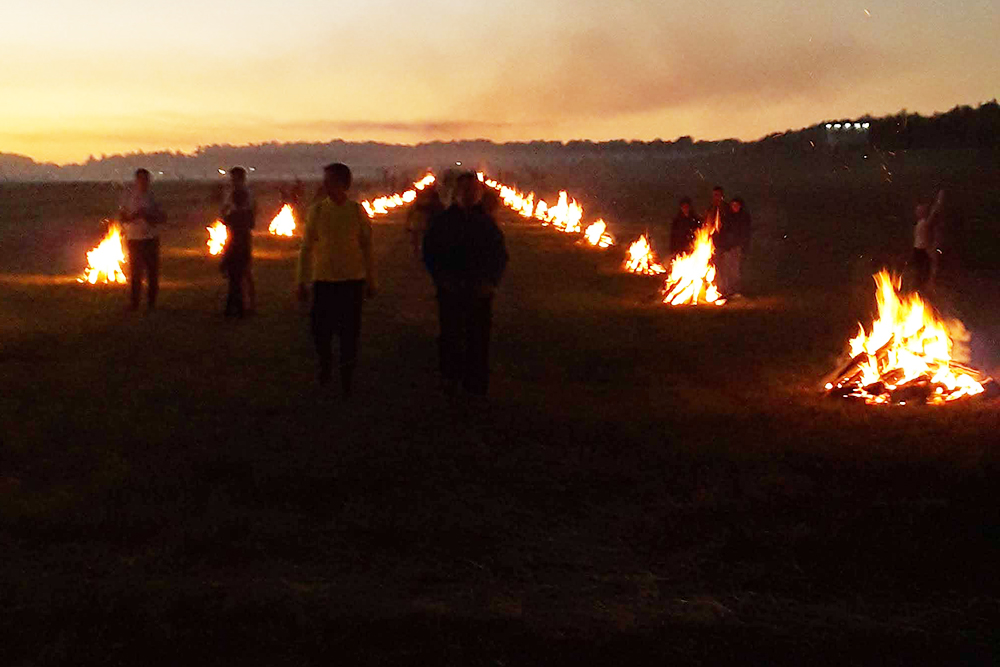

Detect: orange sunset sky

[3,0,998,164]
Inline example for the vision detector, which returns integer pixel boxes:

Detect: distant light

[825,123,832,129]
[862,122,870,129]
[834,124,842,129]
[455,161,462,166]
[157,171,163,175]
[854,123,862,129]
[248,167,256,172]
[218,168,226,175]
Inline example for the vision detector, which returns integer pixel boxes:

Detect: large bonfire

[825,270,990,405]
[661,213,725,306]
[79,223,127,285]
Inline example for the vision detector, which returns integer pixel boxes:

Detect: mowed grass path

[2,198,999,664]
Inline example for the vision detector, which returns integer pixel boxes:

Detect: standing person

[912,189,945,291]
[703,185,729,231]
[669,196,702,258]
[296,163,377,394]
[423,172,508,397]
[119,168,166,311]
[220,167,256,318]
[405,185,444,258]
[716,196,752,299]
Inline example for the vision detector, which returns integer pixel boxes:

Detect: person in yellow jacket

[296,163,377,394]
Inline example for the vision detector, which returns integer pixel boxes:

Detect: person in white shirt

[912,189,945,291]
[119,168,166,310]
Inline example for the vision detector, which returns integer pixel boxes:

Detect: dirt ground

[1,164,999,664]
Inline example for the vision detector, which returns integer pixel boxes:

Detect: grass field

[1,162,999,664]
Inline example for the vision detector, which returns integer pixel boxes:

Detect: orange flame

[826,270,988,404]
[207,220,227,256]
[583,220,614,248]
[362,174,436,218]
[268,204,296,237]
[661,213,724,306]
[624,235,666,275]
[79,223,127,285]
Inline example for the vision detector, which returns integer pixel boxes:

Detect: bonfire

[624,235,665,274]
[825,270,991,404]
[583,220,615,248]
[362,174,436,218]
[661,213,725,306]
[79,223,127,285]
[268,204,296,236]
[206,220,227,256]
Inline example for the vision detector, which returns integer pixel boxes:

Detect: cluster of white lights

[826,122,871,130]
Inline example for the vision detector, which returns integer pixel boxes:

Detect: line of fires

[77,172,993,405]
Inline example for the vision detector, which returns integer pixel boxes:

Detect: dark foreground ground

[1,177,1000,665]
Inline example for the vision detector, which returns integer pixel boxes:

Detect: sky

[2,0,998,163]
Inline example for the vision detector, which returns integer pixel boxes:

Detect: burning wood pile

[661,215,725,306]
[624,235,665,275]
[79,223,127,285]
[583,220,614,248]
[825,270,991,405]
[268,204,296,237]
[362,174,436,218]
[206,220,227,256]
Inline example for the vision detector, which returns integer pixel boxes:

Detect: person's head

[229,166,247,188]
[730,197,744,214]
[478,189,499,216]
[323,162,352,199]
[712,186,725,205]
[134,168,151,192]
[454,172,481,210]
[679,196,693,216]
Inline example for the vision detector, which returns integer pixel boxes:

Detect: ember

[661,213,725,306]
[825,270,990,404]
[268,204,296,237]
[206,220,227,256]
[79,223,127,285]
[624,235,665,275]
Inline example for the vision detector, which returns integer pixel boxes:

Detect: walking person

[220,167,256,318]
[715,196,752,299]
[669,196,702,258]
[911,189,945,291]
[296,163,377,394]
[423,172,508,397]
[119,168,166,311]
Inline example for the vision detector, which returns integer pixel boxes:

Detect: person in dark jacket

[715,196,752,298]
[669,196,702,257]
[703,185,729,230]
[423,172,508,396]
[220,167,256,318]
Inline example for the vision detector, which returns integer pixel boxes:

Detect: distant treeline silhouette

[3,101,998,181]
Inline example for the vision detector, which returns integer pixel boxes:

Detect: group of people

[668,185,752,299]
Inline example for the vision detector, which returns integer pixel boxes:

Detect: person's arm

[358,204,377,296]
[927,189,946,230]
[296,203,319,300]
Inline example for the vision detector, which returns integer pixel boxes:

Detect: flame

[79,223,127,285]
[362,174,436,218]
[485,177,587,236]
[661,212,725,306]
[583,220,614,248]
[624,235,666,274]
[826,270,988,404]
[206,220,227,256]
[268,204,297,237]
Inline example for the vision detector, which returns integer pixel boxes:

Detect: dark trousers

[311,280,364,391]
[911,248,932,291]
[224,251,250,318]
[127,239,160,309]
[437,290,493,395]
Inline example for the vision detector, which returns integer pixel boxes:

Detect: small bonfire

[661,214,725,306]
[268,204,296,237]
[79,223,127,285]
[583,220,615,248]
[824,270,991,405]
[624,235,665,275]
[206,220,227,256]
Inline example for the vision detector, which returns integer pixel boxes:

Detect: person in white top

[118,168,166,310]
[911,189,945,291]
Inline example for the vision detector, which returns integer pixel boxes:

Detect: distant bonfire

[79,223,127,285]
[206,220,227,255]
[268,204,296,237]
[623,235,665,275]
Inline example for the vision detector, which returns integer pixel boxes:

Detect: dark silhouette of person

[911,189,945,291]
[220,167,256,318]
[423,172,508,396]
[669,196,702,257]
[405,185,444,258]
[297,163,377,394]
[118,168,166,311]
[715,196,752,298]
